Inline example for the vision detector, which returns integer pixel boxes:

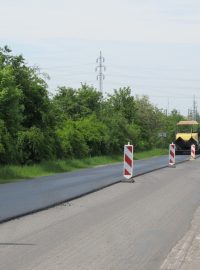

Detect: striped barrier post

[169,143,175,167]
[123,143,133,180]
[191,144,196,160]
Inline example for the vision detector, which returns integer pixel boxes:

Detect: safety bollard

[123,143,134,181]
[190,144,196,160]
[169,143,176,168]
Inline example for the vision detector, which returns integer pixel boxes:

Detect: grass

[0,148,168,184]
[134,148,168,160]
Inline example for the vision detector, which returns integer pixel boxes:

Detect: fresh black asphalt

[0,155,189,222]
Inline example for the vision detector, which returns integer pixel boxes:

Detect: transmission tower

[193,95,198,120]
[188,109,193,120]
[95,51,106,92]
[188,96,198,120]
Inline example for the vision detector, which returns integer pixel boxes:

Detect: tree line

[0,46,184,164]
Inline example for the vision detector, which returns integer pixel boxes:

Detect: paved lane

[0,158,200,270]
[0,155,189,222]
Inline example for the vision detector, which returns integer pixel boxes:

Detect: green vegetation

[134,148,168,160]
[0,156,120,184]
[0,149,167,184]
[0,46,186,175]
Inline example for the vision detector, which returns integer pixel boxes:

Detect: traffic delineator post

[123,142,134,182]
[169,143,176,168]
[190,144,196,160]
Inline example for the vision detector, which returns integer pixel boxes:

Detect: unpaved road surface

[0,159,200,270]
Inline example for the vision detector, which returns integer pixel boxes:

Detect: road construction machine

[175,120,200,155]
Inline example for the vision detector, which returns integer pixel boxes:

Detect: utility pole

[193,95,197,120]
[95,51,106,93]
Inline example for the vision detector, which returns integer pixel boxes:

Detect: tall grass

[134,148,168,160]
[0,149,167,184]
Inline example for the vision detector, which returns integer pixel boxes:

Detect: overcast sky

[1,0,200,115]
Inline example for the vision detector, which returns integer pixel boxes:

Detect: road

[0,158,200,270]
[0,155,189,222]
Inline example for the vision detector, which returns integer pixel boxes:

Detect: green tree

[0,66,23,136]
[56,120,89,158]
[53,86,78,124]
[76,84,102,118]
[0,46,54,130]
[17,127,54,164]
[76,115,110,156]
[106,87,136,124]
[0,120,16,164]
[134,96,166,150]
[53,84,102,122]
[166,109,185,143]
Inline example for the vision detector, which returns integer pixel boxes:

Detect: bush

[56,120,89,158]
[17,127,51,164]
[76,115,110,156]
[0,119,16,164]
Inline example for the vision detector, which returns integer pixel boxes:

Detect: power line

[95,51,106,92]
[101,64,200,73]
[40,62,94,70]
[105,73,200,83]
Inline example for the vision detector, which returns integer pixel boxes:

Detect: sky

[0,0,200,115]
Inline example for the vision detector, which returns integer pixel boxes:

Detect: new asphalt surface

[0,155,189,222]
[0,157,200,270]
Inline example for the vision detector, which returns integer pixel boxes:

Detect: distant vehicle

[175,120,200,155]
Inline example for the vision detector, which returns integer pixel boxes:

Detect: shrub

[0,119,16,164]
[56,120,89,158]
[76,115,110,156]
[17,127,50,164]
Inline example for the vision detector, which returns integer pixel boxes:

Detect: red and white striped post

[191,144,196,160]
[123,143,133,180]
[169,143,175,167]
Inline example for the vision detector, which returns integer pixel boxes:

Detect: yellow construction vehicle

[175,120,200,155]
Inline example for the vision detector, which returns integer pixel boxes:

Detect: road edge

[0,156,195,224]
